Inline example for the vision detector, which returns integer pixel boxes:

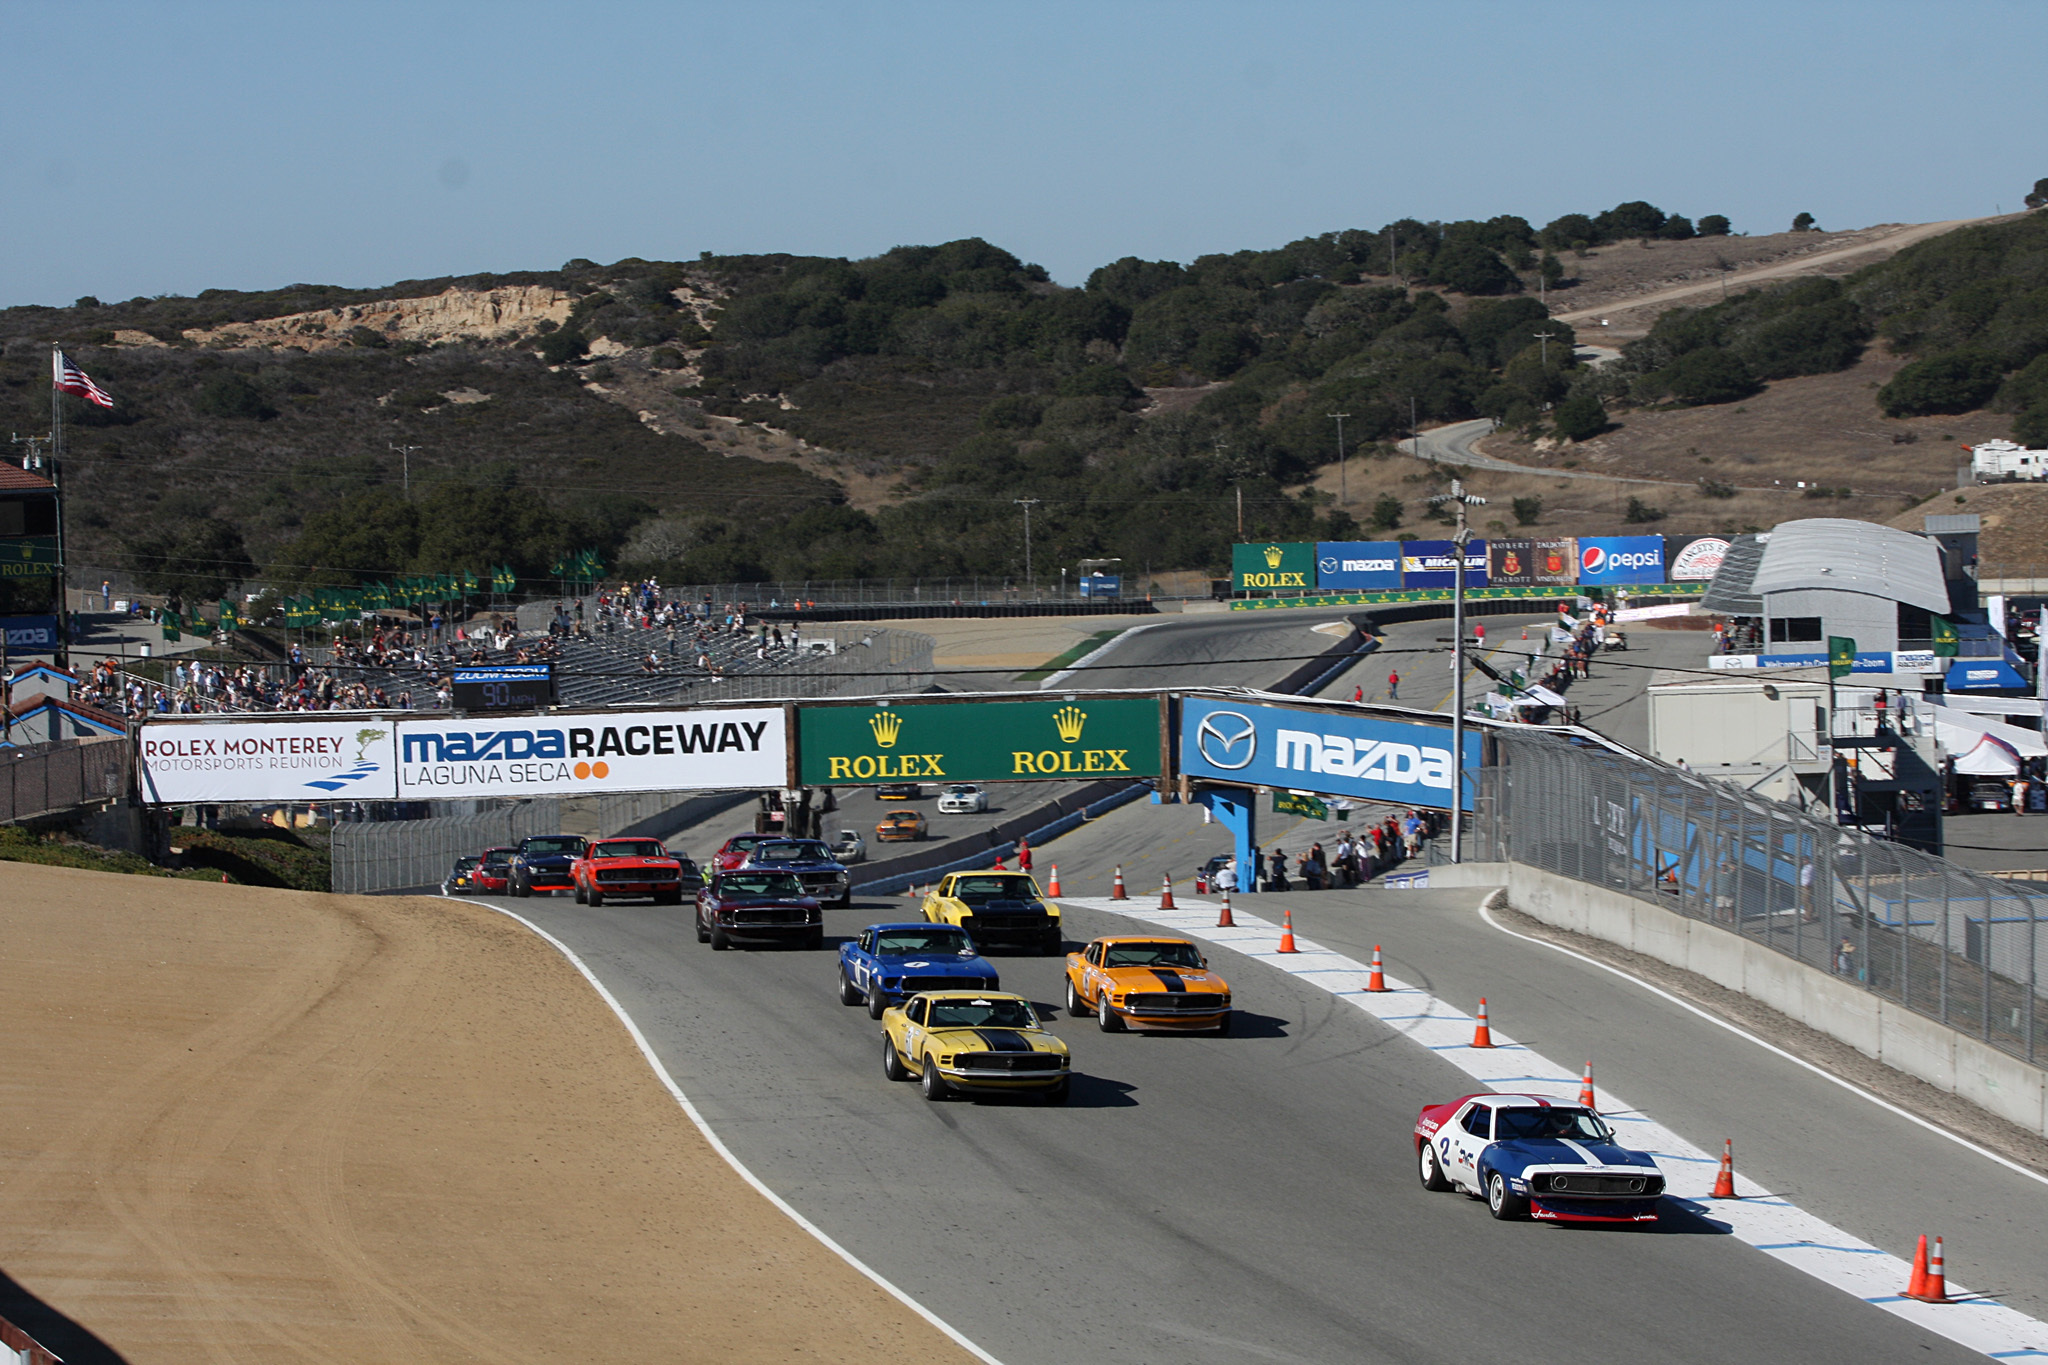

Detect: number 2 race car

[880,991,1070,1104]
[921,871,1061,954]
[1065,936,1232,1033]
[1415,1094,1665,1223]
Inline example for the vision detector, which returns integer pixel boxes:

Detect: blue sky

[3,0,2044,307]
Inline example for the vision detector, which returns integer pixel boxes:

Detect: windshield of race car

[754,840,832,862]
[521,837,583,855]
[951,875,1034,902]
[926,997,1038,1028]
[1103,941,1203,968]
[716,873,805,897]
[481,850,513,868]
[452,855,480,871]
[591,840,666,859]
[875,928,973,956]
[1491,1106,1614,1142]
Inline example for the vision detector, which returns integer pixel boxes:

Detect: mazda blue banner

[1315,541,1404,591]
[1179,698,1482,811]
[1576,535,1666,585]
[0,615,61,652]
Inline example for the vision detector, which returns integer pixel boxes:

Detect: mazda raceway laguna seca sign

[138,709,787,803]
[1178,698,1482,812]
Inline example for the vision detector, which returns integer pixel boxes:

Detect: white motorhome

[1969,438,2048,481]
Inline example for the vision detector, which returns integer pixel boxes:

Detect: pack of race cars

[446,828,1668,1219]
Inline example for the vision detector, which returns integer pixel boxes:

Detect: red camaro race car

[472,846,516,895]
[572,837,692,906]
[713,833,769,872]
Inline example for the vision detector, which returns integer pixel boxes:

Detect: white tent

[1954,733,2024,776]
[1927,703,2046,774]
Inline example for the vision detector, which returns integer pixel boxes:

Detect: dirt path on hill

[0,864,978,1365]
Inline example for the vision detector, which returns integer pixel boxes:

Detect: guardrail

[1,736,130,824]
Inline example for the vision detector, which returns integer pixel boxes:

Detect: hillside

[0,200,2016,606]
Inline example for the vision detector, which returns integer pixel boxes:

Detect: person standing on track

[1017,837,1033,873]
[1386,668,1400,699]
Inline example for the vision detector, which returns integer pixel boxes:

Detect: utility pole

[1013,498,1040,590]
[1534,329,1558,369]
[1328,413,1351,507]
[1409,397,1420,463]
[390,443,423,498]
[1429,477,1486,864]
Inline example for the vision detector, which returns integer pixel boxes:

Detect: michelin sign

[1179,698,1481,811]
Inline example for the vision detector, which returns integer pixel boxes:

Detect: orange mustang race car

[1064,935,1233,1034]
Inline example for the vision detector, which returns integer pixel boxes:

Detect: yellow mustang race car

[920,870,1062,954]
[880,991,1071,1103]
[1065,935,1233,1034]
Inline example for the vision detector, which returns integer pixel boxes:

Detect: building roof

[1746,518,1950,613]
[0,463,57,493]
[1699,533,1768,615]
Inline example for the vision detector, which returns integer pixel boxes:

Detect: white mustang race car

[1414,1093,1665,1223]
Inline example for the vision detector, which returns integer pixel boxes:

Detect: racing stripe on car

[1556,1138,1599,1166]
[1148,969,1187,992]
[970,1029,1035,1052]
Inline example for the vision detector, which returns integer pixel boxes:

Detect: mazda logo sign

[1195,710,1258,770]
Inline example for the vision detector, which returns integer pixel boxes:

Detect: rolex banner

[798,698,1162,784]
[1232,542,1313,592]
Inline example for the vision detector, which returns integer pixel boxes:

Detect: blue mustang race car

[1415,1093,1665,1223]
[839,922,999,1019]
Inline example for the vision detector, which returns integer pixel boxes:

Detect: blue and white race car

[839,922,999,1020]
[1415,1093,1665,1223]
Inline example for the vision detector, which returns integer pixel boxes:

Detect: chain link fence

[330,800,562,894]
[1,737,131,824]
[1476,729,2045,1067]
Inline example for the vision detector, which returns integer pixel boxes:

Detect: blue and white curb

[1061,894,2048,1362]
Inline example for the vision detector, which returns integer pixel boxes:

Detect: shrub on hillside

[1553,392,1608,441]
[195,372,277,420]
[537,328,589,366]
[1879,348,2005,416]
[1659,347,1759,406]
[1698,214,1732,236]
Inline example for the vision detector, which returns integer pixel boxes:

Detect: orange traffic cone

[1217,889,1235,928]
[1472,998,1494,1048]
[1903,1235,1953,1303]
[1159,872,1176,910]
[1366,945,1388,992]
[1710,1138,1737,1199]
[1111,866,1127,900]
[1579,1062,1597,1110]
[1047,864,1062,897]
[1520,625,1528,641]
[1278,905,1299,953]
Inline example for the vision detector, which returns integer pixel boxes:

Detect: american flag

[53,349,114,408]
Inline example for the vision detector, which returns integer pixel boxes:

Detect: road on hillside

[465,791,2040,1364]
[1399,419,1699,487]
[1550,216,1995,327]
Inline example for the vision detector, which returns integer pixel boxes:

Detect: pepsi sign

[1576,536,1666,585]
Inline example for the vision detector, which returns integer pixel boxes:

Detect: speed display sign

[451,664,557,713]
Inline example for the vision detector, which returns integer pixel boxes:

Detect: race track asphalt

[470,603,2047,1363]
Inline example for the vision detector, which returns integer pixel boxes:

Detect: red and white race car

[1415,1093,1664,1223]
[571,837,695,906]
[713,833,769,872]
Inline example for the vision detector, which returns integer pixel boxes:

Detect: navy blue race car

[1415,1093,1665,1224]
[839,922,1000,1019]
[510,834,588,897]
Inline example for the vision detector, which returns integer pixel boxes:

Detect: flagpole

[49,346,71,670]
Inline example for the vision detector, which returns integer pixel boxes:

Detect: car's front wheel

[835,891,852,908]
[1043,1077,1070,1106]
[587,886,605,908]
[804,927,824,951]
[512,878,529,899]
[1419,1141,1452,1192]
[1066,977,1087,1017]
[1041,931,1062,957]
[838,969,862,1006]
[882,1035,909,1081]
[710,926,730,951]
[866,985,889,1020]
[919,1055,948,1101]
[572,881,586,905]
[695,914,709,944]
[1213,1011,1233,1036]
[1097,994,1124,1033]
[1485,1170,1528,1220]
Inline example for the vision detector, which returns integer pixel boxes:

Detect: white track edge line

[1039,620,1166,690]
[480,903,1005,1365]
[1474,891,2048,1190]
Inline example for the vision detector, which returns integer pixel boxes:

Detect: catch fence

[0,736,131,824]
[1475,730,2046,1067]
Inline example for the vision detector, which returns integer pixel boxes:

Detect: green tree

[1659,215,1697,241]
[1623,497,1666,523]
[537,329,589,365]
[122,521,257,601]
[1878,348,2006,416]
[1660,347,1759,405]
[1553,391,1608,441]
[195,372,276,421]
[1426,239,1521,296]
[1539,253,1565,289]
[2025,178,2048,211]
[1792,212,1817,232]
[1511,496,1542,525]
[1370,494,1403,530]
[1697,214,1732,236]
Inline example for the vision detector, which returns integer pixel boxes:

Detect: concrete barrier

[0,1314,60,1365]
[1503,862,2048,1138]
